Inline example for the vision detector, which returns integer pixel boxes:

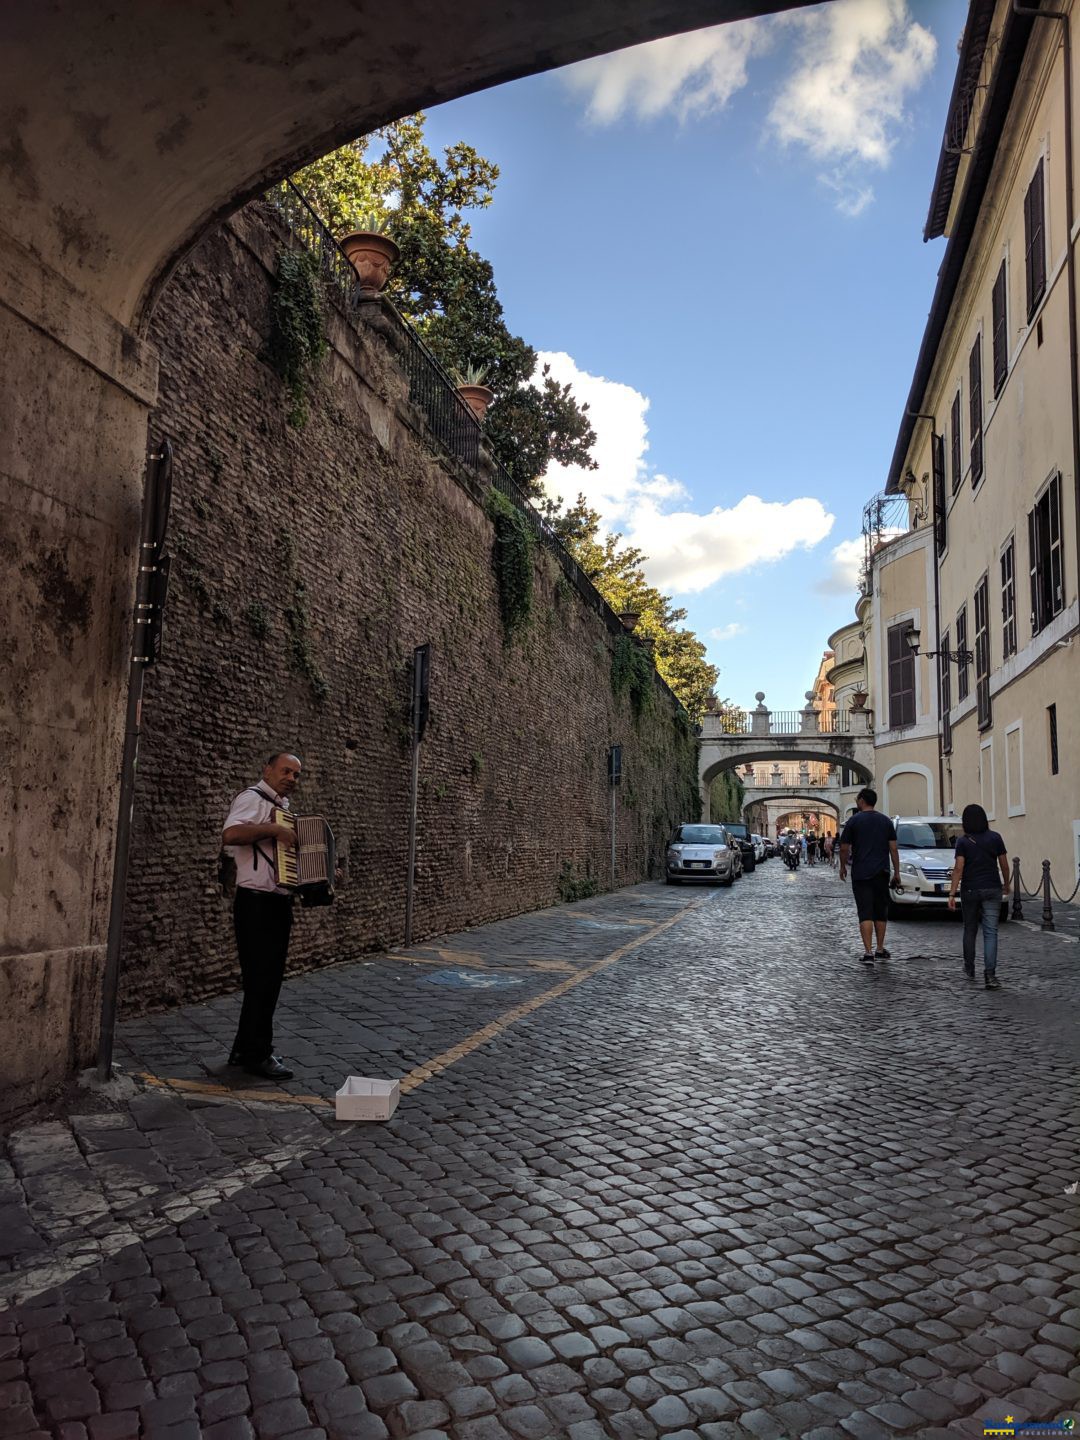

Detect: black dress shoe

[243,1056,294,1080]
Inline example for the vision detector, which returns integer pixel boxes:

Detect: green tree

[291,117,596,489]
[549,495,723,721]
[708,769,745,823]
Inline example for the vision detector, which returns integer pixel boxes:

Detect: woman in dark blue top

[947,803,1010,989]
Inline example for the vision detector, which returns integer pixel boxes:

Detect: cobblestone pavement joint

[1,864,1077,1439]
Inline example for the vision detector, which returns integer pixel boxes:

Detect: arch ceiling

[1,0,813,329]
[703,750,874,787]
[743,794,841,814]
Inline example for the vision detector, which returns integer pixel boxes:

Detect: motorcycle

[783,842,801,870]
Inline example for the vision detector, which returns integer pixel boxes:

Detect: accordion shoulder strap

[246,787,278,871]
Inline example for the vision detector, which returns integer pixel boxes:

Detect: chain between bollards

[1041,858,1055,931]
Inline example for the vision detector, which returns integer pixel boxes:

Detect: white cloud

[709,622,746,641]
[768,0,937,168]
[562,0,937,215]
[539,351,835,595]
[816,536,865,595]
[624,493,835,593]
[563,21,772,125]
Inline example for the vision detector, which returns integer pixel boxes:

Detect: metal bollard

[1041,859,1055,931]
[1011,858,1024,921]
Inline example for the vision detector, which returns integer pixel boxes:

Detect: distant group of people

[779,830,835,865]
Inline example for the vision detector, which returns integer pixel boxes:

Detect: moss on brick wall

[119,206,699,1014]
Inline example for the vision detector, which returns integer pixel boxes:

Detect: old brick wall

[120,203,699,1014]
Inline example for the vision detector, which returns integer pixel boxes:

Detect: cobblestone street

[1,863,1077,1439]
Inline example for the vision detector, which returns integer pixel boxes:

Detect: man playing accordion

[221,751,302,1080]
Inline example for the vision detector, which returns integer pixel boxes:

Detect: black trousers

[231,888,294,1063]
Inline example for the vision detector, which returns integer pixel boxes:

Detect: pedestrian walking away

[221,750,303,1079]
[806,830,817,865]
[948,802,1009,990]
[838,788,901,964]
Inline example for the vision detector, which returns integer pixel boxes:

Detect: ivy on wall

[281,531,329,701]
[611,634,654,718]
[485,487,534,641]
[268,249,327,427]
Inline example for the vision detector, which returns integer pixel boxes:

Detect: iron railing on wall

[264,179,672,672]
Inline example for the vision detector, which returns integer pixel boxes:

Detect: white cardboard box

[335,1076,400,1122]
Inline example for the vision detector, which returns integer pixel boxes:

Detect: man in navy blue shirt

[839,788,901,965]
[948,803,1009,990]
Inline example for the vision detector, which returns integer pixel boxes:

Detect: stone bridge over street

[699,694,875,821]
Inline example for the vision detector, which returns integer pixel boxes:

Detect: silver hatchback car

[665,823,739,886]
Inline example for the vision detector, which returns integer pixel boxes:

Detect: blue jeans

[962,887,1002,974]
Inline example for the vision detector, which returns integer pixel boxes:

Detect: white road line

[0,1132,324,1308]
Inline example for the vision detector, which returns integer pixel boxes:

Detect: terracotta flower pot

[456,383,495,421]
[338,231,400,295]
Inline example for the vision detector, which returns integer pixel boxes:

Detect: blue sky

[424,0,969,709]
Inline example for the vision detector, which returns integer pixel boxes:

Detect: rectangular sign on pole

[413,643,431,742]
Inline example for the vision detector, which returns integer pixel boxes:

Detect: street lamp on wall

[905,627,972,665]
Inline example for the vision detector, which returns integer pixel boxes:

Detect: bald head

[264,752,301,798]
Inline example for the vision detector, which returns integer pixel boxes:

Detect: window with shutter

[975,575,992,730]
[1029,474,1066,634]
[1025,157,1046,320]
[932,430,947,555]
[887,622,916,730]
[956,606,969,701]
[950,390,962,493]
[1000,539,1016,658]
[992,261,1008,395]
[969,337,983,486]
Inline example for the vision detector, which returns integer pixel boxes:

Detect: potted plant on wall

[338,211,400,295]
[453,363,495,422]
[850,690,869,710]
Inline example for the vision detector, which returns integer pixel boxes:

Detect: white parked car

[891,815,1010,921]
[892,816,961,912]
[751,833,767,862]
[665,823,738,886]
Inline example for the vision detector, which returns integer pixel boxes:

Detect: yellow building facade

[870,0,1080,880]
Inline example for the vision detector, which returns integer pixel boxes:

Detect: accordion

[272,808,336,906]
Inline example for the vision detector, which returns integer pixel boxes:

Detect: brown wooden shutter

[969,338,983,486]
[1025,158,1046,319]
[950,391,962,493]
[992,261,1007,395]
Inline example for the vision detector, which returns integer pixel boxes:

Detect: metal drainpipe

[907,411,945,812]
[1013,0,1080,607]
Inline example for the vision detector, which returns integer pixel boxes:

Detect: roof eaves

[924,0,998,242]
[886,2,1036,495]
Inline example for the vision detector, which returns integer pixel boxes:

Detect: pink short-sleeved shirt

[222,784,291,893]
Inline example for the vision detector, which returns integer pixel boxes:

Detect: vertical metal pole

[1041,858,1055,931]
[404,644,430,949]
[97,445,169,1082]
[610,785,616,891]
[96,660,146,1081]
[1010,857,1024,920]
[404,735,420,948]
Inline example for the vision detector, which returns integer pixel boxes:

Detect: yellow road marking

[136,1074,332,1108]
[139,893,709,1110]
[397,894,709,1093]
[385,950,578,975]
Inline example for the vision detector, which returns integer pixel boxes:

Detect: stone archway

[743,793,841,836]
[1,0,823,1111]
